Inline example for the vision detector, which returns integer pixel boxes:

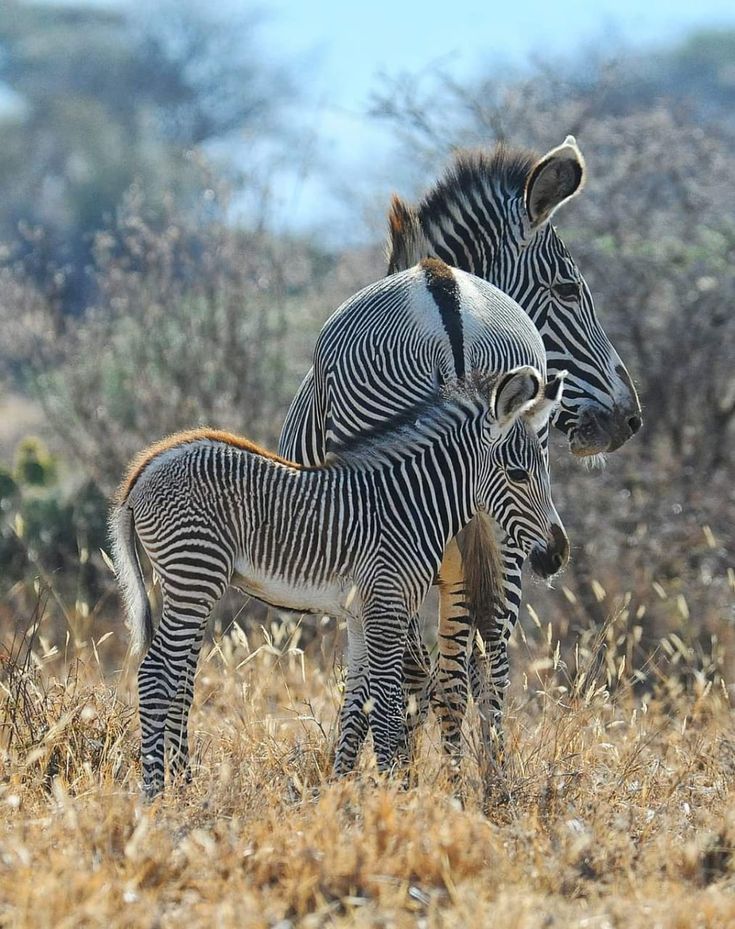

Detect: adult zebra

[279,138,641,774]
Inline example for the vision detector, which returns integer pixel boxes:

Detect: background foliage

[0,5,733,704]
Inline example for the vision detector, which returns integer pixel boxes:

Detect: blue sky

[263,0,734,105]
[50,0,735,238]
[249,0,735,238]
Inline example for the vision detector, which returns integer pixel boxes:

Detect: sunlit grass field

[1,584,735,929]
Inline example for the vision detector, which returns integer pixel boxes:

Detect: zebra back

[279,259,546,464]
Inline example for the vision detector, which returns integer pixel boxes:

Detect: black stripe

[422,259,465,379]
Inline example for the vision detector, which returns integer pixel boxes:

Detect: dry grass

[1,597,735,929]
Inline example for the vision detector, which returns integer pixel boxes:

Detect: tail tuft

[109,503,153,655]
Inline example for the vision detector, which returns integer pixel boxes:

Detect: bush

[0,466,18,505]
[14,436,57,488]
[26,184,379,492]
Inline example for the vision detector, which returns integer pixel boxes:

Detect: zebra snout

[573,403,642,455]
[600,405,643,451]
[529,523,569,579]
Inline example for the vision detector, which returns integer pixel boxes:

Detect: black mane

[320,373,498,469]
[420,144,538,222]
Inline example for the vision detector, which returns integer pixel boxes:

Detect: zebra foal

[110,367,567,796]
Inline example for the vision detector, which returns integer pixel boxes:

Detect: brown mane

[115,428,298,505]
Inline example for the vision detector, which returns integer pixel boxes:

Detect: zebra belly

[231,563,361,618]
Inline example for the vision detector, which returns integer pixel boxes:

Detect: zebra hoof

[286,778,321,804]
[141,775,164,802]
[398,760,419,791]
[168,766,193,790]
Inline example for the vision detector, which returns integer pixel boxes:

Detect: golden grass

[1,604,735,928]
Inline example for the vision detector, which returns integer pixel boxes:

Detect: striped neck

[326,390,489,476]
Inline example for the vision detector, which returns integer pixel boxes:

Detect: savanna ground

[2,572,735,929]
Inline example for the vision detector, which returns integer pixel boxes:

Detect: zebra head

[387,138,642,457]
[480,367,569,578]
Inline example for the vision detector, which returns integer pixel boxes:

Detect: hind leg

[138,571,226,797]
[164,624,207,784]
[401,613,432,768]
[470,544,525,796]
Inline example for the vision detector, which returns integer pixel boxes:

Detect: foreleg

[469,544,525,777]
[333,615,371,777]
[432,538,472,769]
[363,601,410,773]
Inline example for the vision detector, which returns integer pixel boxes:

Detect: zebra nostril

[627,414,642,435]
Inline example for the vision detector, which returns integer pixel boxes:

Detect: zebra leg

[468,643,506,774]
[364,604,410,773]
[433,538,471,770]
[164,625,207,784]
[138,574,226,797]
[333,615,371,777]
[401,613,432,765]
[138,621,192,798]
[471,544,525,783]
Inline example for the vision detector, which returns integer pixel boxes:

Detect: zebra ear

[544,371,566,403]
[525,136,586,228]
[528,371,567,429]
[493,366,543,427]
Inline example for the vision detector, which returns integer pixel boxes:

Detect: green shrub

[0,466,18,505]
[14,437,57,488]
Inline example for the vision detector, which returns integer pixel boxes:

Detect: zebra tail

[109,503,153,656]
[457,513,503,645]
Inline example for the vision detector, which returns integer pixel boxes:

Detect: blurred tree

[0,0,292,312]
[0,467,18,506]
[14,436,56,488]
[130,3,290,146]
[25,179,371,490]
[662,30,735,118]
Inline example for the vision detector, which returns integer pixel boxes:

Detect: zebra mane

[424,144,538,217]
[115,427,294,504]
[321,374,498,470]
[387,143,538,272]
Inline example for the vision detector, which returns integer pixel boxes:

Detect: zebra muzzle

[529,523,569,578]
[571,403,642,456]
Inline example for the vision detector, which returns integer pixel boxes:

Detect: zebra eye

[507,467,530,483]
[553,281,580,301]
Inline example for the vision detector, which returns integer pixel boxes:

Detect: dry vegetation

[2,575,735,929]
